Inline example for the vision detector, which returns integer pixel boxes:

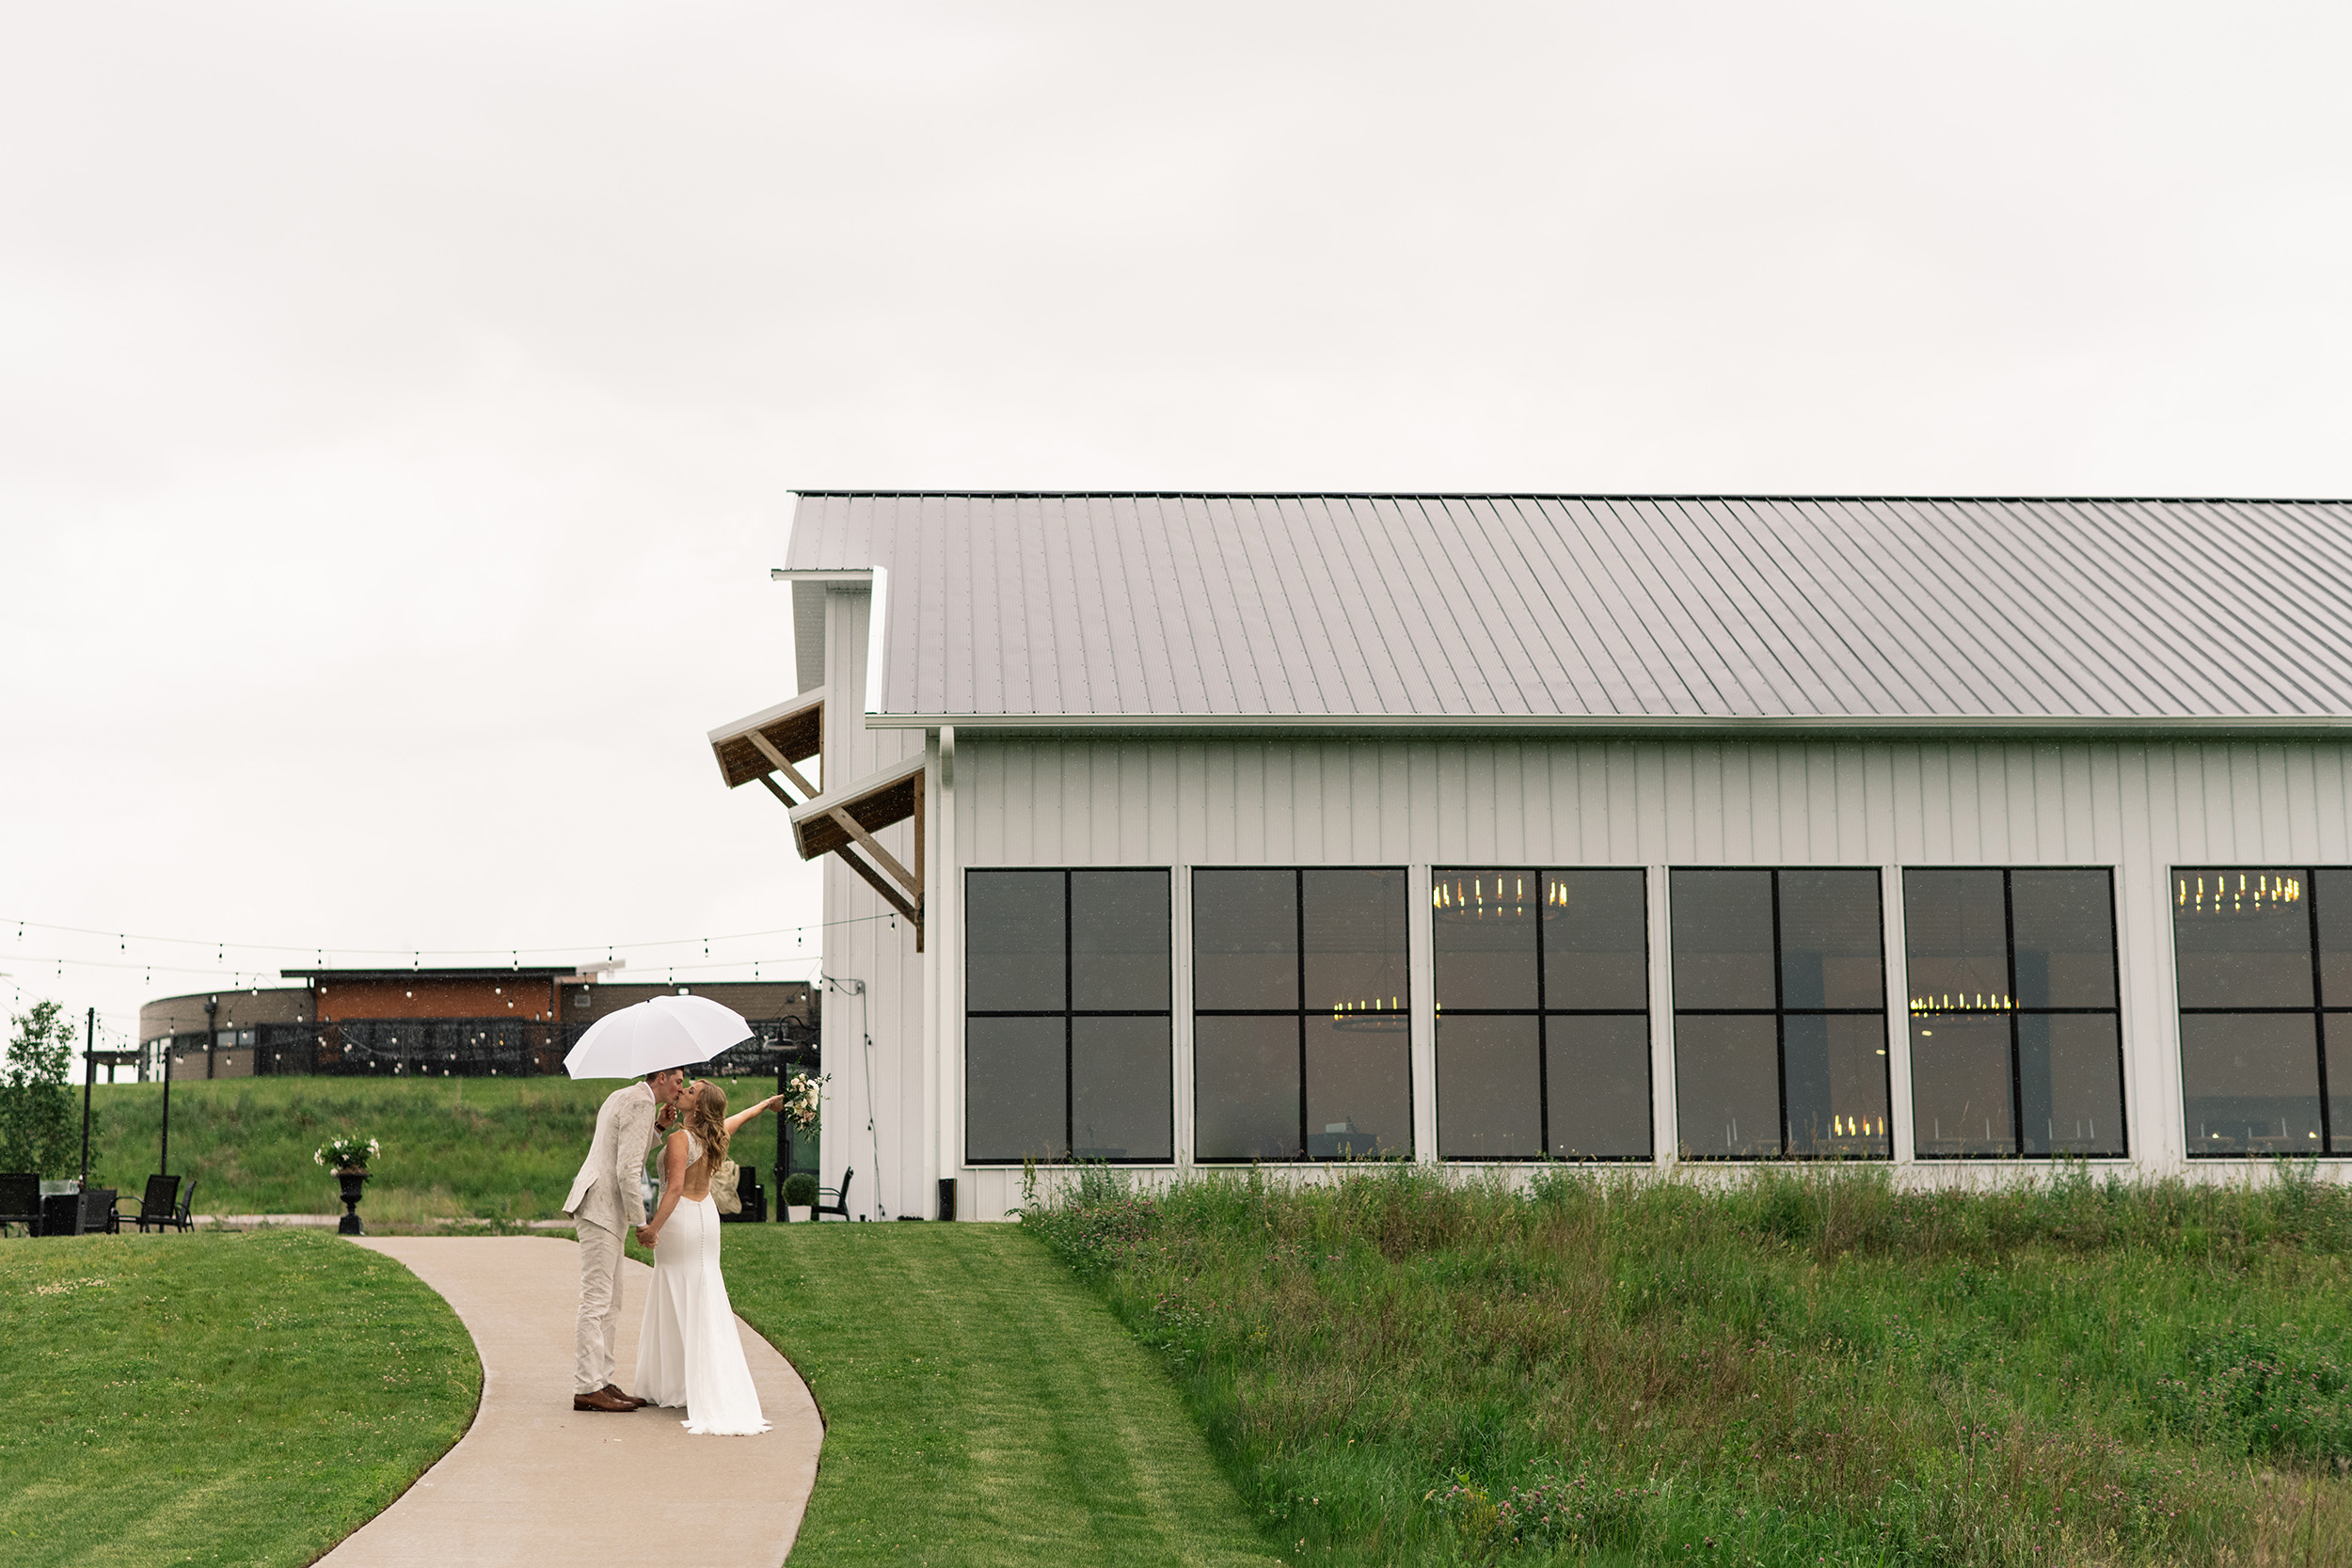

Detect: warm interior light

[2178,872,2301,913]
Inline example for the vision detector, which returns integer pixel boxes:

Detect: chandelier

[1909,992,2016,1015]
[1329,995,1406,1032]
[1431,874,1565,923]
[2176,872,2300,914]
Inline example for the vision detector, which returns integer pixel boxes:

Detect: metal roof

[781,494,2352,731]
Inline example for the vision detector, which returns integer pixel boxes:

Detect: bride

[633,1079,786,1435]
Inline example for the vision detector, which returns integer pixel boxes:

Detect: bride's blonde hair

[684,1080,731,1172]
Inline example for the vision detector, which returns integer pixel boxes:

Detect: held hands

[636,1224,658,1246]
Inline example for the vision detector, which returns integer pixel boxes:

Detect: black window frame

[1903,865,2128,1161]
[1192,864,1413,1164]
[1431,865,1653,1163]
[963,866,1174,1166]
[2173,864,2348,1159]
[1669,865,1893,1162]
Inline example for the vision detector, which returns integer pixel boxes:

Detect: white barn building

[707,493,2352,1221]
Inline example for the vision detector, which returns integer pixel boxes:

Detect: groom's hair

[644,1067,680,1085]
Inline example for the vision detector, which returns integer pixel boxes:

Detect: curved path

[321,1236,822,1566]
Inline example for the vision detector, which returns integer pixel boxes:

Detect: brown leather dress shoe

[600,1383,650,1409]
[573,1388,634,1412]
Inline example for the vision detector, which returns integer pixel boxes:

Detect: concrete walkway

[320,1236,822,1567]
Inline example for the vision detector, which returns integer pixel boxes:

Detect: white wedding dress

[634,1133,771,1435]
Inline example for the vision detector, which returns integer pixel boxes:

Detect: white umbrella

[563,994,755,1080]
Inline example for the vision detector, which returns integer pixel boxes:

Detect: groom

[563,1064,686,1413]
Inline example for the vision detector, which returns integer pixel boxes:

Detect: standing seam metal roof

[782,494,2352,724]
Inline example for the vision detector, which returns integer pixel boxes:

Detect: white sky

[3,3,2347,1063]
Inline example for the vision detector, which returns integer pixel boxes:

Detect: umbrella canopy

[563,994,755,1081]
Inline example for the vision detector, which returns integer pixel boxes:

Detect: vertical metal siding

[877,734,2352,1218]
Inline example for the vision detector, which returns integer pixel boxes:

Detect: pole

[81,1006,95,1187]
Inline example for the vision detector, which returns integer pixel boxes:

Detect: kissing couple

[562,1065,787,1434]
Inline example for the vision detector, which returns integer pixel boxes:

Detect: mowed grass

[81,1075,787,1223]
[1026,1165,2352,1567]
[709,1224,1287,1568]
[0,1227,478,1568]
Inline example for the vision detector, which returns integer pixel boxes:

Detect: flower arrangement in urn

[314,1135,380,1173]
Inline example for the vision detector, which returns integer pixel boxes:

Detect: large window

[1669,868,1890,1159]
[2174,867,2352,1156]
[965,869,1172,1164]
[1432,868,1650,1159]
[1904,868,2125,1158]
[1193,867,1410,1162]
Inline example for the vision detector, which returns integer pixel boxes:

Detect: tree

[1,1000,81,1175]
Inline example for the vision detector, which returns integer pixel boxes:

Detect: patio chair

[814,1167,853,1221]
[79,1187,119,1236]
[120,1175,181,1234]
[0,1173,40,1237]
[169,1175,199,1233]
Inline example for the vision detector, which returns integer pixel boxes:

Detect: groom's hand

[635,1225,657,1246]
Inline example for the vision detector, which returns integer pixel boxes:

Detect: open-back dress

[633,1131,771,1435]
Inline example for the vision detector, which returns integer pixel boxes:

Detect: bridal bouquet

[782,1071,829,1132]
[314,1135,381,1171]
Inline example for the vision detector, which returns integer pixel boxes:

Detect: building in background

[713,492,2352,1223]
[138,968,814,1082]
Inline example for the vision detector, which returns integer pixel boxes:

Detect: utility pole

[81,1006,95,1188]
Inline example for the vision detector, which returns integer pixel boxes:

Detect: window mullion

[2311,869,2333,1154]
[1770,868,1788,1159]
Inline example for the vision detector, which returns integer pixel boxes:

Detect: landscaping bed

[0,1227,478,1567]
[1025,1166,2352,1566]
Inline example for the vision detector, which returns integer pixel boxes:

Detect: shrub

[784,1172,818,1207]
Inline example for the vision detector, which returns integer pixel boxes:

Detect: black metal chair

[80,1187,119,1235]
[119,1175,181,1234]
[0,1174,37,1237]
[169,1175,199,1233]
[814,1166,853,1221]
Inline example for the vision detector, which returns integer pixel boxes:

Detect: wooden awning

[787,756,927,946]
[706,689,927,947]
[707,690,825,804]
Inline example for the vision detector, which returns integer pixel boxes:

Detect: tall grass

[75,1075,786,1221]
[1025,1164,2352,1566]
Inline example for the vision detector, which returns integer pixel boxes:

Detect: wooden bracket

[746,731,819,800]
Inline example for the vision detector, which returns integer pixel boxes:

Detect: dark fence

[161,1018,818,1081]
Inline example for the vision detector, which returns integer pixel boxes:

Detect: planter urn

[787,1205,812,1223]
[335,1168,369,1235]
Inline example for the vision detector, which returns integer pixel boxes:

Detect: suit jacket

[564,1082,658,1229]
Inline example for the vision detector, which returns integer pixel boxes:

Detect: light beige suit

[564,1081,659,1396]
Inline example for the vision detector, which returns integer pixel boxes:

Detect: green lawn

[0,1227,478,1568]
[78,1075,793,1224]
[1025,1166,2352,1567]
[708,1224,1288,1568]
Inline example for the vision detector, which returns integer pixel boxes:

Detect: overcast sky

[3,2,2346,1062]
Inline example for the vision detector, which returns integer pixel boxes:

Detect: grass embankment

[81,1076,787,1223]
[0,1227,478,1567]
[1027,1167,2352,1567]
[708,1224,1285,1567]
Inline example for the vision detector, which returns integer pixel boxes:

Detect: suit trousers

[574,1214,626,1395]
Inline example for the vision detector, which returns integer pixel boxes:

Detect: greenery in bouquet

[782,1070,829,1132]
[313,1134,380,1171]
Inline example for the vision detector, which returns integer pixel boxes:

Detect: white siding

[804,689,2352,1216]
[811,587,930,1220]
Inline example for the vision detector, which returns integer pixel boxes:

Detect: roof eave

[861,711,2352,739]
